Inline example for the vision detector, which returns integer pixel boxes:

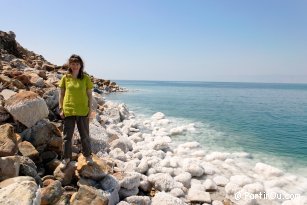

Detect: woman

[58,54,93,169]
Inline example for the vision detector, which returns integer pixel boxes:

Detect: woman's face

[69,61,81,72]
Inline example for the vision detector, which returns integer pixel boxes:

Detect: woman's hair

[67,54,84,79]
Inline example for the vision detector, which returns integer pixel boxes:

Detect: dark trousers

[63,116,92,159]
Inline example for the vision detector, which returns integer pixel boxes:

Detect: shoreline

[93,99,307,205]
[106,94,307,179]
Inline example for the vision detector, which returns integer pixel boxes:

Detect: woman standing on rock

[58,54,93,169]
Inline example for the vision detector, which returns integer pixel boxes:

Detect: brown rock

[0,156,20,181]
[12,78,26,89]
[14,74,30,85]
[0,123,18,157]
[70,185,109,205]
[18,141,39,160]
[42,63,55,71]
[41,180,64,205]
[54,161,76,186]
[37,70,47,80]
[76,154,111,180]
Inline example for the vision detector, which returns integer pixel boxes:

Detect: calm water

[106,81,307,175]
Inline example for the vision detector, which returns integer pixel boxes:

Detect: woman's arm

[87,89,92,117]
[59,88,65,119]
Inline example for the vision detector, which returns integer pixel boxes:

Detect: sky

[1,0,307,83]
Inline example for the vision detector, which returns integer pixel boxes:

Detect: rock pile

[1,30,307,205]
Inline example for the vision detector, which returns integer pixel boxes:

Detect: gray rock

[43,88,59,110]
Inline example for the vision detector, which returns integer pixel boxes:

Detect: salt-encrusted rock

[5,91,49,127]
[0,123,18,157]
[18,141,39,160]
[282,196,307,205]
[70,185,109,205]
[187,189,211,203]
[225,182,241,195]
[40,180,64,205]
[0,156,20,181]
[109,148,127,161]
[151,192,186,205]
[151,112,165,120]
[129,132,143,143]
[100,174,120,205]
[43,88,59,110]
[205,152,230,161]
[254,162,284,178]
[104,107,121,124]
[213,176,229,187]
[151,138,170,151]
[113,172,141,190]
[170,126,187,135]
[1,89,16,100]
[174,172,192,188]
[118,103,129,121]
[182,159,204,177]
[170,188,185,197]
[139,175,152,192]
[230,175,253,187]
[242,182,264,194]
[201,162,217,175]
[54,161,76,186]
[0,177,39,205]
[204,179,218,191]
[76,154,111,180]
[148,173,180,192]
[136,157,149,174]
[110,138,132,153]
[118,187,139,199]
[125,196,151,205]
[116,201,130,205]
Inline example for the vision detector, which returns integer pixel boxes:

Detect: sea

[105,80,307,177]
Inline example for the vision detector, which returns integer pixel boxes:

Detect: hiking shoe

[59,158,70,170]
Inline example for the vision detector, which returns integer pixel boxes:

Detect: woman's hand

[59,108,65,119]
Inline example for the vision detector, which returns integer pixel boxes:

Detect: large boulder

[0,123,18,157]
[5,91,49,128]
[0,177,39,205]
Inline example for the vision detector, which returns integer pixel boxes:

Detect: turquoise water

[106,81,307,174]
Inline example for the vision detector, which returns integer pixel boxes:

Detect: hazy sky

[1,0,307,83]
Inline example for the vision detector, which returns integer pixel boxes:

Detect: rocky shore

[0,30,306,205]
